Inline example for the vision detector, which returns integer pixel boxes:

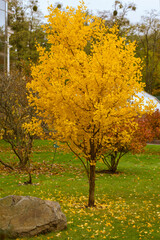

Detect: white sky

[38,0,160,23]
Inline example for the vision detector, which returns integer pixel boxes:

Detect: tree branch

[0,159,14,170]
[66,142,89,179]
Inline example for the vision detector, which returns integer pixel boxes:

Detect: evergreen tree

[8,0,47,74]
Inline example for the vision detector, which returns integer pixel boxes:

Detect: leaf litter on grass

[0,143,160,239]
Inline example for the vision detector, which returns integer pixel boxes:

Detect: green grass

[0,140,160,240]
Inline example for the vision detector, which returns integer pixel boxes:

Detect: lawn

[0,140,160,240]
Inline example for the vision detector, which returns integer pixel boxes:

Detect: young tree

[101,112,158,173]
[27,3,152,207]
[0,71,34,169]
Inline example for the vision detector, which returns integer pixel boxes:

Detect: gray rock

[0,195,67,238]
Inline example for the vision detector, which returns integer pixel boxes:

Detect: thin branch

[101,154,111,169]
[0,159,14,170]
[66,142,89,179]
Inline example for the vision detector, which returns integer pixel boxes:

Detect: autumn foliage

[102,109,160,172]
[27,2,154,206]
[131,110,160,151]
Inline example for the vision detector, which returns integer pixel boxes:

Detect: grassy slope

[0,140,160,240]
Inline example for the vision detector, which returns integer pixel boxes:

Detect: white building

[137,91,160,111]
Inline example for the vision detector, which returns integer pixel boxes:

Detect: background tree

[135,11,160,95]
[98,2,160,96]
[101,110,159,173]
[145,109,160,140]
[26,3,153,207]
[8,0,47,74]
[97,0,136,37]
[0,71,34,169]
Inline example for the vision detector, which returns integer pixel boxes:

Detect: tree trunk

[88,164,96,207]
[18,156,29,169]
[110,154,116,172]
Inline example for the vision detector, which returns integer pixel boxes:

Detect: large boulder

[0,195,67,239]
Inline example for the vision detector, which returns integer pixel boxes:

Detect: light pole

[7,25,13,74]
[6,0,14,74]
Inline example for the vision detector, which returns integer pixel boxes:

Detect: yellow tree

[27,2,151,207]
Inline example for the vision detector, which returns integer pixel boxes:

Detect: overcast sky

[37,0,160,23]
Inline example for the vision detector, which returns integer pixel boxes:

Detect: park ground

[0,140,160,240]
